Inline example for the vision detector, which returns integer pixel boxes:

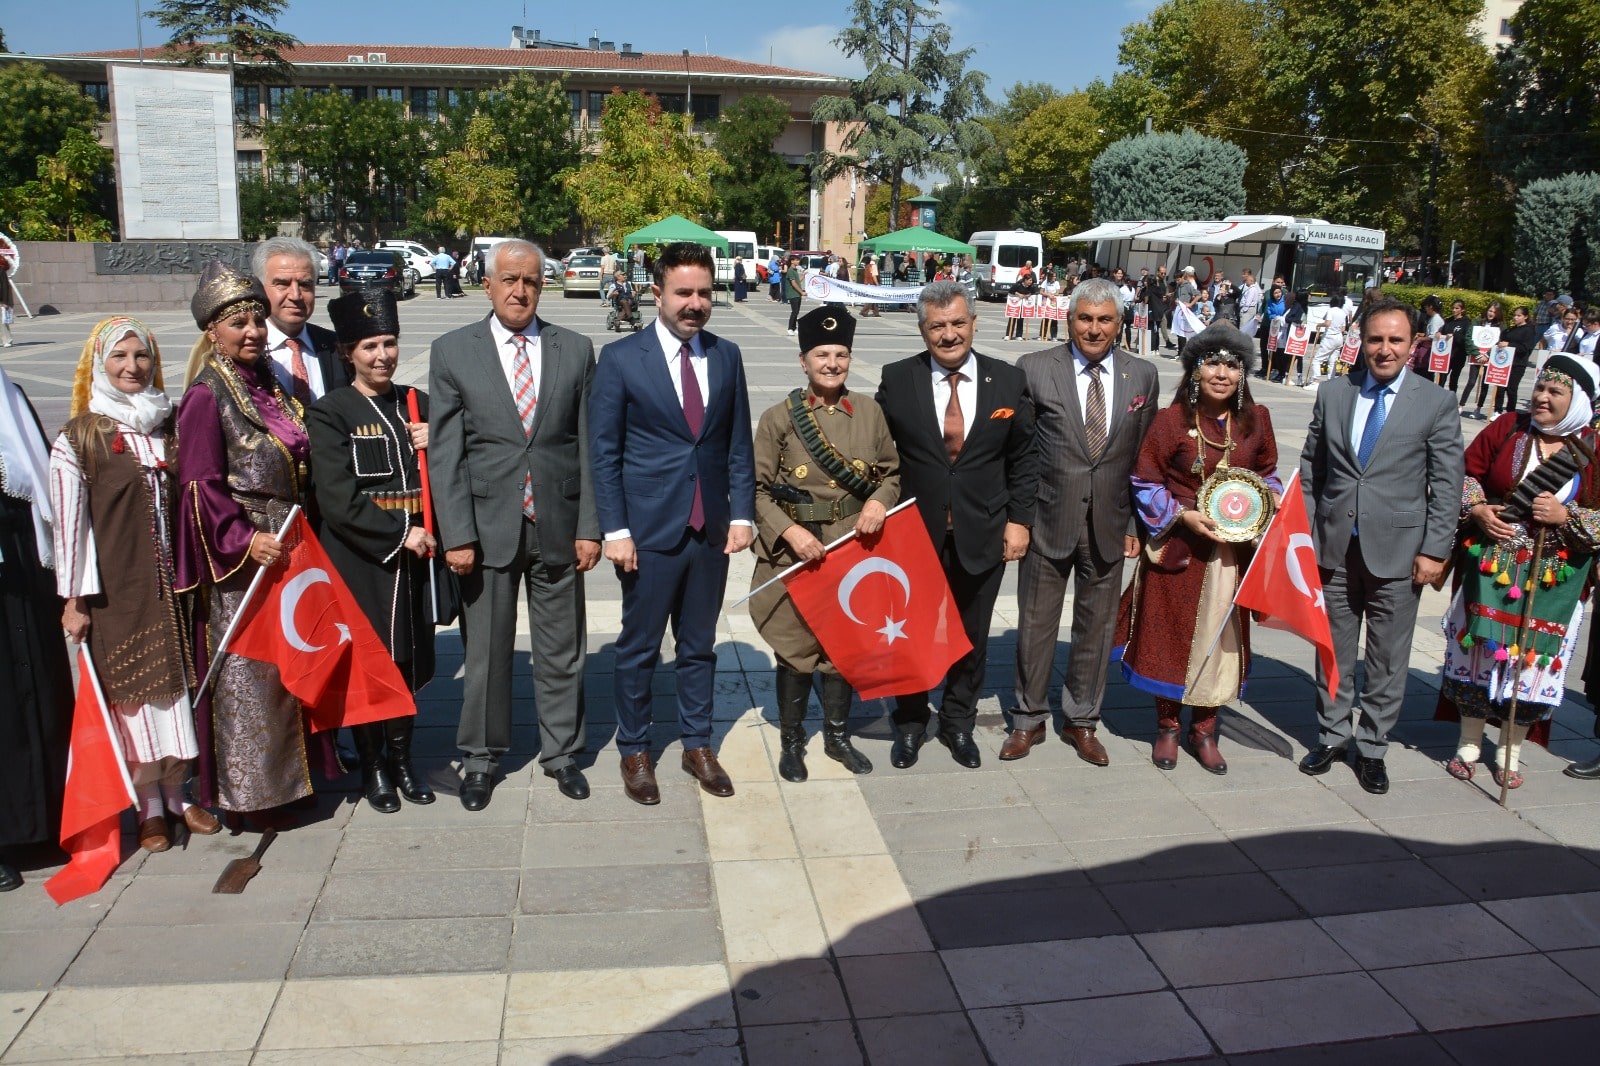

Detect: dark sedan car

[338,249,416,298]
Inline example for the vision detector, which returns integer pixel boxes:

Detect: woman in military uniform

[749,306,900,782]
[308,288,438,813]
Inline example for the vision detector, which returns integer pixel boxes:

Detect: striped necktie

[284,336,312,406]
[1084,362,1107,461]
[512,334,537,519]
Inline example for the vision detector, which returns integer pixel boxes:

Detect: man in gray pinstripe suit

[1005,278,1159,764]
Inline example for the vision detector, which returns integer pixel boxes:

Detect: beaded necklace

[1191,408,1234,475]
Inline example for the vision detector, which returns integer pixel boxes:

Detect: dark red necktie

[680,343,705,530]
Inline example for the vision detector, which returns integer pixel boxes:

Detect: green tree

[152,0,298,81]
[562,91,724,247]
[1091,130,1246,222]
[940,81,1059,237]
[427,114,520,243]
[1,127,113,240]
[0,62,101,192]
[1421,46,1514,273]
[236,171,297,240]
[706,94,804,236]
[999,93,1105,243]
[1485,0,1600,186]
[438,73,581,237]
[1514,172,1600,298]
[812,0,992,237]
[864,179,924,235]
[261,90,429,240]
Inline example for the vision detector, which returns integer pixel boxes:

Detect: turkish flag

[783,507,972,700]
[1233,470,1339,701]
[227,511,416,732]
[44,648,137,905]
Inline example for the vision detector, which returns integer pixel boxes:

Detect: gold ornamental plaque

[1196,468,1275,542]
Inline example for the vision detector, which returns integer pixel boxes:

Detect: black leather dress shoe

[1357,756,1389,795]
[1299,745,1348,776]
[459,771,493,811]
[1564,752,1600,780]
[545,764,590,800]
[890,731,926,769]
[0,858,20,892]
[938,730,982,768]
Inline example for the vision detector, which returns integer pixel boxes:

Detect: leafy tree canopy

[706,93,803,238]
[1485,0,1600,185]
[152,0,298,81]
[427,114,520,243]
[1514,172,1600,298]
[1000,93,1104,243]
[0,62,100,192]
[1092,130,1246,222]
[1,126,113,241]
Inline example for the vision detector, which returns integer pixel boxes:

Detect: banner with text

[803,270,923,304]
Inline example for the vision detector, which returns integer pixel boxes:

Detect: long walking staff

[404,387,439,623]
[1497,528,1547,807]
[732,498,919,608]
[193,505,301,700]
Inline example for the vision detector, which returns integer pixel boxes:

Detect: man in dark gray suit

[253,236,352,404]
[429,240,600,810]
[1006,277,1159,764]
[1299,297,1464,794]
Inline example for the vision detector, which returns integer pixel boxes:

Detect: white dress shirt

[489,315,543,402]
[929,350,979,443]
[265,321,327,399]
[1351,366,1406,450]
[1071,345,1115,442]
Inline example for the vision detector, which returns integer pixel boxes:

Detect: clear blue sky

[3,0,1148,98]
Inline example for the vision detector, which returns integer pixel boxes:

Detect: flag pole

[76,645,137,806]
[732,497,919,608]
[1496,527,1547,808]
[193,504,301,700]
[404,387,439,623]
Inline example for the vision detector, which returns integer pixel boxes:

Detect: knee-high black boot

[776,666,812,783]
[354,723,400,813]
[821,673,872,775]
[385,717,435,804]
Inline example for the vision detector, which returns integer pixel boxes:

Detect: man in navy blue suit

[590,243,757,805]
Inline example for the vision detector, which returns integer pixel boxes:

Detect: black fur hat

[1180,320,1257,377]
[327,287,400,345]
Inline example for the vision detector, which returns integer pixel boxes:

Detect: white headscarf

[86,317,172,434]
[1533,355,1599,438]
[0,365,56,568]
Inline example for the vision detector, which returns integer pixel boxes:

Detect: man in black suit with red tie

[875,281,1037,769]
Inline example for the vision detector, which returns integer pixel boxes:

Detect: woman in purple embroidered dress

[175,262,316,831]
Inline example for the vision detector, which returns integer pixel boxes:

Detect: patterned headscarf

[72,316,171,434]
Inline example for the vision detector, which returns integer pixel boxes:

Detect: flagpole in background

[404,387,439,624]
[733,498,919,608]
[193,504,301,700]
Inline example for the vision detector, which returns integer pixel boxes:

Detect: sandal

[1491,767,1524,789]
[1445,756,1476,781]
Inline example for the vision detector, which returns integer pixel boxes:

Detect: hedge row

[1382,282,1542,320]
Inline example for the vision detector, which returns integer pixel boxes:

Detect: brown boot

[1186,707,1228,775]
[1152,698,1182,771]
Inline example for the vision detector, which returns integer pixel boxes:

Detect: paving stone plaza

[3,284,1600,1064]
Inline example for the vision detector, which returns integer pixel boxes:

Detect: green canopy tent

[859,226,975,255]
[620,214,729,253]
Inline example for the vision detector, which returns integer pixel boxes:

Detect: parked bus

[1065,216,1385,306]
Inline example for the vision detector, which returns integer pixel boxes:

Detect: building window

[656,93,686,116]
[567,90,582,129]
[339,86,368,100]
[236,150,263,182]
[691,95,721,126]
[234,84,261,121]
[447,88,469,109]
[82,82,110,114]
[267,86,294,119]
[588,91,607,128]
[410,88,439,120]
[375,87,404,104]
[1499,17,1512,36]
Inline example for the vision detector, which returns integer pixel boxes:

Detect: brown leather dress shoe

[681,747,735,797]
[138,815,171,853]
[1063,725,1110,766]
[182,806,222,835]
[999,723,1045,761]
[620,752,660,805]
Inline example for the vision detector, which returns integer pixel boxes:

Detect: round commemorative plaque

[1196,468,1275,542]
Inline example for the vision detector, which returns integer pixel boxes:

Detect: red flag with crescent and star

[1232,470,1339,701]
[782,507,972,700]
[226,511,416,731]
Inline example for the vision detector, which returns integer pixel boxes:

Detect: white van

[712,230,759,287]
[967,229,1046,299]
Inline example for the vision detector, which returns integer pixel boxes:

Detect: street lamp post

[1401,113,1441,284]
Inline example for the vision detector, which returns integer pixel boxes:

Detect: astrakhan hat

[327,287,401,345]
[797,305,856,353]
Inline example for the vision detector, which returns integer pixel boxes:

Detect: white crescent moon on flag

[1286,533,1318,602]
[837,558,912,625]
[281,568,333,652]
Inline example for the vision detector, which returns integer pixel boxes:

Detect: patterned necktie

[1084,362,1108,461]
[511,334,538,519]
[680,343,705,530]
[284,336,312,406]
[942,371,966,464]
[1358,384,1387,470]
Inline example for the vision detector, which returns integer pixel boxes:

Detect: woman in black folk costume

[307,288,438,813]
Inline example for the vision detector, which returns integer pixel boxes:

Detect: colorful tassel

[1525,651,1539,668]
[1460,633,1476,649]
[1509,644,1520,658]
[1489,558,1500,575]
[1496,571,1511,586]
[1494,647,1509,662]
[1508,586,1522,600]
[1553,657,1564,671]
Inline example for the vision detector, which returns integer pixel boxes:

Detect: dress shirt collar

[1362,366,1406,398]
[489,314,542,351]
[1070,344,1113,375]
[265,319,314,354]
[927,349,977,382]
[655,318,705,361]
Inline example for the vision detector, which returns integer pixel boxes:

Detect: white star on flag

[877,616,908,644]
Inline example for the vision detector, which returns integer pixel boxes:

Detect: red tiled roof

[68,43,839,80]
